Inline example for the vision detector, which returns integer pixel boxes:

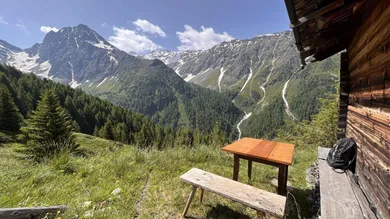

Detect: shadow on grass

[185,204,251,219]
[205,204,251,219]
[286,186,320,219]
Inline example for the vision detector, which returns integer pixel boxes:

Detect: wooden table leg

[233,154,240,181]
[199,188,204,203]
[277,165,288,196]
[248,160,252,180]
[183,186,197,217]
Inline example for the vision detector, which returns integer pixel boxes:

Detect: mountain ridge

[0,24,243,137]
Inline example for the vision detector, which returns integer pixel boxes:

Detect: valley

[0,25,339,140]
[145,31,340,138]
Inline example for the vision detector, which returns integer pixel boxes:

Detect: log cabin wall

[346,1,390,218]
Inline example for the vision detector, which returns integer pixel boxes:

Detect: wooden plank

[345,171,377,219]
[318,147,364,219]
[180,168,286,218]
[222,138,295,166]
[290,0,345,28]
[318,147,330,159]
[0,206,67,219]
[349,0,390,57]
[267,142,295,165]
[355,165,390,219]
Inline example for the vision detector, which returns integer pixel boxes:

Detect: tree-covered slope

[146,31,340,138]
[0,25,243,137]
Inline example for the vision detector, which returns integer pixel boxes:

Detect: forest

[0,64,228,152]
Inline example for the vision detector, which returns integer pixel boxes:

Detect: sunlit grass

[0,133,317,218]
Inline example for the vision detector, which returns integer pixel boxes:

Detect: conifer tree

[211,122,226,147]
[114,122,128,143]
[22,90,77,159]
[0,85,22,132]
[93,126,99,137]
[100,119,114,140]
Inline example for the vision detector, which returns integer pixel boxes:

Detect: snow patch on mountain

[218,67,226,92]
[282,79,297,120]
[238,60,253,93]
[87,41,113,50]
[184,74,195,82]
[68,61,80,88]
[6,51,52,78]
[97,77,108,87]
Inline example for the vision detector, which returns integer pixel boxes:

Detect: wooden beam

[290,0,344,28]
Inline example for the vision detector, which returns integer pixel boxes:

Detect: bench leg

[233,154,240,181]
[183,186,197,217]
[199,188,204,203]
[248,160,252,180]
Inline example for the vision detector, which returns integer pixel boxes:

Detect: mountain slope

[145,31,339,138]
[0,25,242,137]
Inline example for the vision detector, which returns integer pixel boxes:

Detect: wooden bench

[0,205,67,219]
[180,168,286,218]
[318,147,377,219]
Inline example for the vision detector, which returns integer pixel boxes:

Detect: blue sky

[0,0,290,54]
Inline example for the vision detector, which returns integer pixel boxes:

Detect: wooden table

[222,138,294,196]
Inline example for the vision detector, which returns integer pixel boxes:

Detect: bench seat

[318,147,373,219]
[180,168,286,218]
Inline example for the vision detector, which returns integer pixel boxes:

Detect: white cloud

[176,25,234,51]
[108,26,162,55]
[133,19,166,37]
[40,26,59,34]
[0,16,8,25]
[101,22,107,28]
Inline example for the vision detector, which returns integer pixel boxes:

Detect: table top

[222,138,295,165]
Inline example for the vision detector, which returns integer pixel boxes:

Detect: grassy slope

[0,133,317,218]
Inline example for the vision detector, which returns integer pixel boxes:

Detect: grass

[0,133,318,218]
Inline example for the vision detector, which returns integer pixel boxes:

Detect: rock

[270,178,293,191]
[82,201,92,208]
[111,187,122,196]
[84,210,93,217]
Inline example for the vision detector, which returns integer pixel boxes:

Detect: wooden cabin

[284,0,390,218]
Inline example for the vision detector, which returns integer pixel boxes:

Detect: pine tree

[22,90,77,160]
[100,119,114,140]
[193,128,202,146]
[211,122,226,147]
[114,123,128,143]
[93,126,99,137]
[0,85,22,132]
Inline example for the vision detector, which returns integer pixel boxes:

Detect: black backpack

[326,138,357,172]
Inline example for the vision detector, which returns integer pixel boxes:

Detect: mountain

[144,31,340,138]
[0,24,242,137]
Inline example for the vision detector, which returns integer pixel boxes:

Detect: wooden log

[0,206,67,219]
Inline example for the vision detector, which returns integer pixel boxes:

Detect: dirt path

[134,171,151,218]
